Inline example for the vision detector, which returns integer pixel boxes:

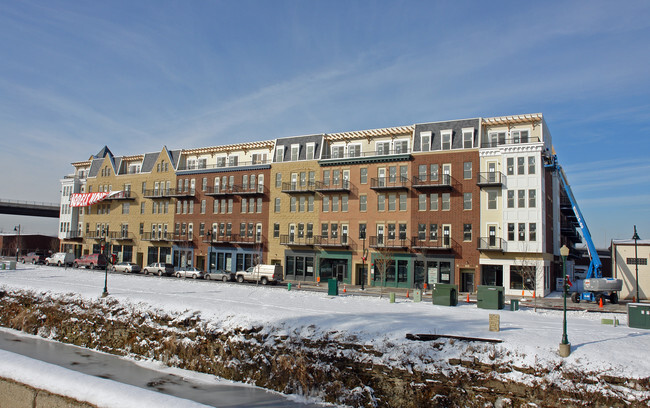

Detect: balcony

[480,136,542,148]
[104,191,135,201]
[177,158,271,172]
[320,147,412,161]
[205,185,266,196]
[477,237,506,252]
[411,174,452,190]
[141,232,172,242]
[281,182,316,194]
[169,233,193,243]
[86,231,107,240]
[61,230,83,240]
[476,172,504,187]
[280,235,316,246]
[109,231,134,241]
[411,237,454,250]
[369,236,410,249]
[314,180,352,193]
[143,189,176,199]
[316,235,352,248]
[370,176,410,190]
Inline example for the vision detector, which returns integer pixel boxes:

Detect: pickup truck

[235,264,283,285]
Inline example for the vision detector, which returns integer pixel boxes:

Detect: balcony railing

[204,234,264,245]
[61,230,83,240]
[170,233,193,243]
[370,176,410,190]
[314,180,352,192]
[143,189,176,198]
[86,231,107,240]
[109,231,134,241]
[411,174,452,189]
[280,235,316,246]
[480,136,542,148]
[104,191,135,201]
[316,235,351,248]
[177,158,271,171]
[411,237,453,250]
[476,172,504,187]
[141,232,172,241]
[320,147,412,160]
[369,236,410,248]
[281,182,316,193]
[205,185,266,196]
[477,237,506,252]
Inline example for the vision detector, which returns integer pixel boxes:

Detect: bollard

[389,292,396,303]
[287,282,292,291]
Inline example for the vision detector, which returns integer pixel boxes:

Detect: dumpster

[432,283,458,306]
[510,299,519,311]
[1,263,5,270]
[628,303,650,330]
[477,285,505,310]
[327,279,338,296]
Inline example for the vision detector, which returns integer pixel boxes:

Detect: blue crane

[544,152,622,304]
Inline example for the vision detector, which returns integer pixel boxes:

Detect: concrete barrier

[0,377,96,408]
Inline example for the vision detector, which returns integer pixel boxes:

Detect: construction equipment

[544,152,622,304]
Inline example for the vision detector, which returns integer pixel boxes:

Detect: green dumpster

[628,303,650,329]
[0,263,5,270]
[432,283,458,306]
[327,279,338,296]
[477,285,505,310]
[510,299,519,311]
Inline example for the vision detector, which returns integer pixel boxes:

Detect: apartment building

[60,113,576,296]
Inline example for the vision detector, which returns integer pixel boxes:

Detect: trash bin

[0,263,5,270]
[432,283,458,306]
[389,292,396,303]
[628,303,650,329]
[327,279,338,296]
[510,299,519,311]
[477,285,505,310]
[8,261,16,270]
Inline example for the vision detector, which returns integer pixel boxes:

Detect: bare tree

[373,247,394,299]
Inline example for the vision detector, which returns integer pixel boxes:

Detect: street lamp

[207,231,213,273]
[14,225,21,262]
[559,245,571,357]
[360,226,367,290]
[632,226,641,302]
[101,239,109,298]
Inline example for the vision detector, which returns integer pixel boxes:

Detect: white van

[235,264,283,285]
[46,252,75,267]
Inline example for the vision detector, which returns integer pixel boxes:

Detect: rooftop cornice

[325,125,415,142]
[182,140,276,155]
[481,113,543,127]
[71,160,92,167]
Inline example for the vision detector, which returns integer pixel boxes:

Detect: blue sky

[1,0,648,247]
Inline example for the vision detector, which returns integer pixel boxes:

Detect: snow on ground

[1,264,649,382]
[0,348,210,408]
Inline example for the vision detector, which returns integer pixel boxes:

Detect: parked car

[142,262,175,276]
[205,270,235,282]
[235,264,283,285]
[73,253,109,269]
[45,252,75,267]
[20,252,46,264]
[175,267,204,279]
[111,262,141,273]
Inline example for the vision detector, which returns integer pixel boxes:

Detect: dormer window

[275,146,284,162]
[376,141,390,155]
[228,155,239,167]
[216,156,226,167]
[463,128,474,149]
[348,144,361,158]
[394,139,409,154]
[306,143,315,160]
[420,131,431,152]
[290,144,300,161]
[331,145,344,159]
[441,131,452,150]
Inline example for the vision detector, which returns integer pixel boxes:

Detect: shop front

[284,250,317,282]
[318,251,352,284]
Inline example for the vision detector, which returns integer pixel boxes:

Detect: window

[388,224,396,240]
[388,194,396,211]
[627,258,648,265]
[418,224,426,240]
[418,194,426,211]
[122,202,129,214]
[202,177,207,191]
[528,156,536,174]
[213,199,219,213]
[518,223,526,241]
[228,155,238,166]
[394,139,408,154]
[420,131,431,152]
[241,198,248,213]
[276,173,282,188]
[200,200,206,214]
[306,143,315,160]
[299,196,305,212]
[463,162,472,179]
[507,158,514,175]
[463,193,472,210]
[227,199,233,213]
[332,196,339,212]
[376,141,390,155]
[507,190,515,208]
[275,147,284,162]
[140,202,145,214]
[321,223,329,239]
[429,224,438,240]
[360,168,368,184]
[257,197,262,213]
[463,224,472,241]
[389,166,397,183]
[290,197,296,212]
[518,190,526,208]
[418,164,427,181]
[306,223,313,238]
[508,223,515,241]
[512,129,529,143]
[463,130,473,149]
[291,145,300,161]
[298,223,305,238]
[141,182,146,194]
[331,224,338,239]
[240,223,246,237]
[358,223,366,240]
[322,196,329,212]
[399,224,407,240]
[517,157,525,175]
[308,196,314,212]
[430,164,439,181]
[188,201,194,214]
[529,223,536,241]
[342,195,348,212]
[529,190,536,208]
[442,193,450,211]
[221,199,226,214]
[216,156,226,167]
[441,131,452,150]
[360,195,367,211]
[488,190,497,209]
[322,170,330,186]
[430,193,438,211]
[377,194,385,211]
[348,144,361,158]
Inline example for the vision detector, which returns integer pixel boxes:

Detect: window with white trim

[441,131,452,150]
[291,144,300,161]
[420,131,431,152]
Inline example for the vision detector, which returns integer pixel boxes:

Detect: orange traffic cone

[406,290,410,298]
[522,290,525,297]
[343,285,347,293]
[467,293,470,303]
[298,281,301,289]
[599,297,603,308]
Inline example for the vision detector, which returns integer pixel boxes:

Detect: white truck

[235,264,283,285]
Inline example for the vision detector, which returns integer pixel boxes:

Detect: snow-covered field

[1,263,649,405]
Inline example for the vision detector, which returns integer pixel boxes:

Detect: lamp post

[360,225,367,290]
[632,226,641,302]
[207,231,213,274]
[14,225,21,262]
[101,239,109,298]
[559,245,571,357]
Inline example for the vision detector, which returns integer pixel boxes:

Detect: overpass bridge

[0,199,59,218]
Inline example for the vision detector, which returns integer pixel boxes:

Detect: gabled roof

[141,152,160,173]
[87,158,104,177]
[168,149,182,169]
[93,145,113,159]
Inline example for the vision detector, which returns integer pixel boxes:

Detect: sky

[0,0,648,247]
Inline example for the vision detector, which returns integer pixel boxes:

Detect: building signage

[70,191,122,207]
